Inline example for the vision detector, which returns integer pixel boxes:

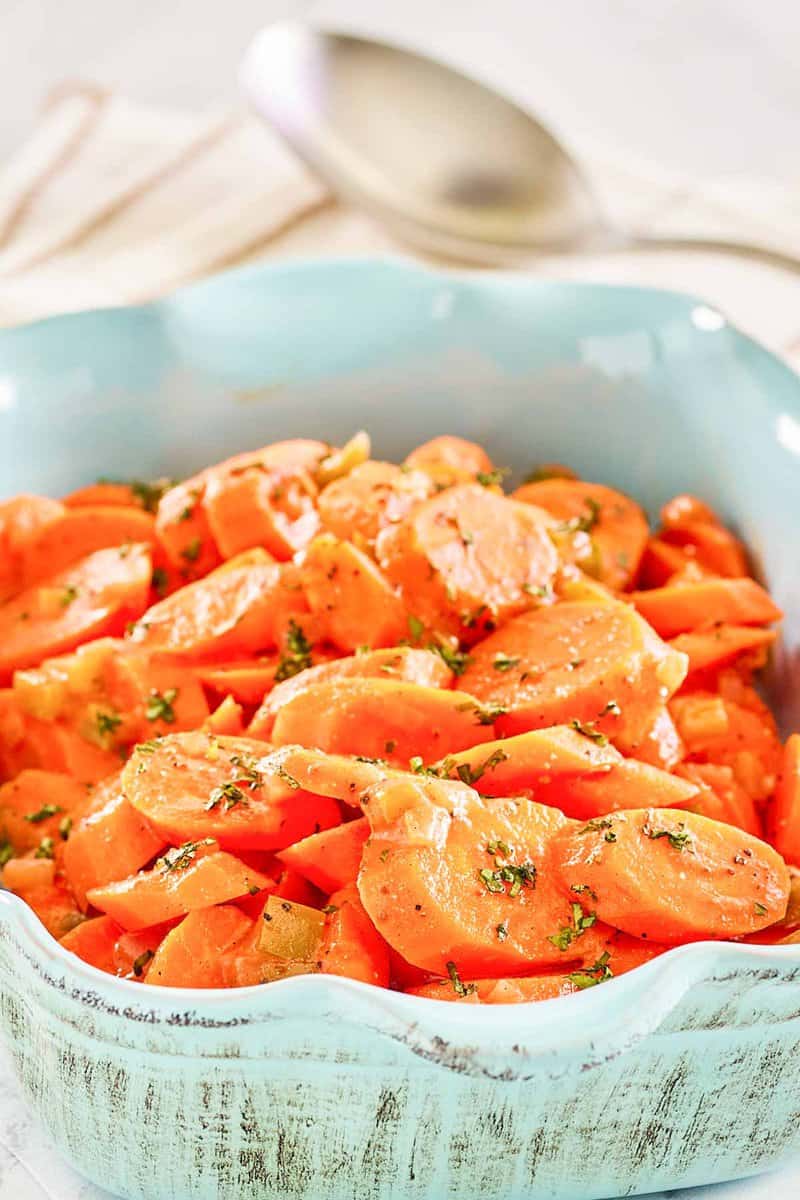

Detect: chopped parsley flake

[276,764,300,790]
[34,837,55,860]
[407,614,425,643]
[570,719,608,746]
[754,902,768,916]
[476,468,510,487]
[446,960,476,997]
[0,842,14,867]
[548,901,597,951]
[492,654,521,673]
[59,816,72,841]
[24,804,62,824]
[205,782,248,812]
[60,585,79,607]
[132,949,154,977]
[478,842,537,898]
[145,688,178,724]
[274,620,313,683]
[454,747,509,788]
[555,497,601,535]
[566,951,614,990]
[157,839,214,873]
[430,640,472,676]
[642,821,692,852]
[96,710,122,738]
[129,478,173,513]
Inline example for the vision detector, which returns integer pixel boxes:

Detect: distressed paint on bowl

[0,259,799,1200]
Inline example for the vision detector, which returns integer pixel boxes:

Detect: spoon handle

[625,231,800,276]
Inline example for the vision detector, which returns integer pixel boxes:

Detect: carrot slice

[122,731,340,851]
[0,769,90,855]
[0,495,65,599]
[631,578,782,638]
[113,921,176,979]
[0,544,152,682]
[146,905,253,987]
[278,818,369,893]
[513,479,648,591]
[300,535,407,652]
[62,778,167,909]
[128,561,307,661]
[552,807,789,942]
[638,537,693,588]
[661,522,748,578]
[671,625,776,676]
[270,678,495,764]
[459,601,687,751]
[203,695,245,737]
[318,883,390,987]
[318,461,433,546]
[674,763,762,836]
[103,647,210,741]
[404,436,494,487]
[60,914,122,974]
[256,746,390,807]
[248,646,451,739]
[12,716,121,783]
[86,839,271,930]
[432,731,698,819]
[376,484,558,641]
[197,658,281,706]
[660,495,719,528]
[203,464,319,561]
[154,479,221,579]
[357,776,606,976]
[671,690,782,801]
[769,735,800,866]
[17,506,156,588]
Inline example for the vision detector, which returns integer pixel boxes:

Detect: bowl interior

[0,258,797,726]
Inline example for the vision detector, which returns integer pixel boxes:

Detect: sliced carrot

[86,840,271,930]
[459,600,687,751]
[552,807,789,942]
[671,690,782,801]
[203,695,245,737]
[278,818,369,893]
[122,731,341,852]
[113,921,176,979]
[197,657,282,706]
[18,506,157,588]
[2,856,56,891]
[256,746,390,808]
[2,859,84,938]
[103,647,210,742]
[319,883,390,987]
[357,776,606,976]
[631,578,782,638]
[432,731,698,819]
[0,495,65,599]
[622,705,685,771]
[60,914,122,974]
[660,494,719,528]
[62,779,167,909]
[661,522,748,578]
[203,464,319,561]
[65,482,150,510]
[15,716,121,783]
[376,484,558,641]
[0,543,152,682]
[271,678,495,764]
[318,460,433,547]
[769,735,800,866]
[146,905,253,987]
[638,537,693,588]
[128,561,307,661]
[0,769,89,855]
[404,435,494,487]
[300,535,407,652]
[513,479,648,591]
[671,625,776,676]
[154,479,221,579]
[248,646,451,740]
[674,763,762,836]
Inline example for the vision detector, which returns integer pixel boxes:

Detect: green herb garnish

[446,960,476,997]
[145,688,178,724]
[274,620,313,682]
[570,719,608,746]
[24,804,62,824]
[642,821,692,852]
[566,951,613,990]
[205,782,248,812]
[548,902,597,951]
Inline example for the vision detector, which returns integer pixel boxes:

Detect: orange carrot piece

[196,657,282,706]
[203,464,319,561]
[2,856,56,891]
[318,461,433,547]
[154,479,221,579]
[16,716,121,783]
[0,495,65,599]
[631,578,782,638]
[674,763,762,837]
[319,883,390,987]
[122,731,341,852]
[128,561,307,661]
[671,625,776,676]
[660,522,748,578]
[86,840,272,931]
[0,543,152,682]
[376,484,558,641]
[255,746,391,808]
[278,818,369,893]
[18,506,156,588]
[62,779,167,909]
[300,535,407,651]
[404,436,494,488]
[459,601,687,751]
[104,647,210,740]
[146,905,253,987]
[248,646,451,739]
[60,914,122,974]
[113,921,176,979]
[769,735,800,866]
[270,678,495,764]
[203,695,245,737]
[660,495,719,528]
[552,807,789,942]
[638,537,693,588]
[0,769,89,855]
[671,690,782,802]
[357,776,606,976]
[513,479,649,591]
[623,706,685,771]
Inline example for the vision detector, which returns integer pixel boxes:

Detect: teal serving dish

[0,259,799,1200]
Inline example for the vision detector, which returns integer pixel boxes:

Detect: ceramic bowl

[0,259,799,1200]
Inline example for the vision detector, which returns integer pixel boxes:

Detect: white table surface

[2,2,800,1197]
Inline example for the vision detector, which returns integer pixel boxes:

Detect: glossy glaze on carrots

[0,433,796,1001]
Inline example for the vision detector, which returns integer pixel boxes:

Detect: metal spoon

[241,22,800,271]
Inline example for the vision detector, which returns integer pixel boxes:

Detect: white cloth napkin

[0,81,798,369]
